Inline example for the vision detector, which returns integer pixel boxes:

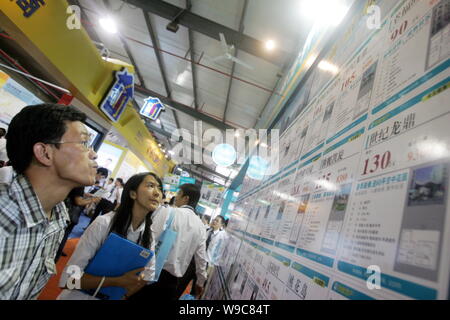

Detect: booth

[0,1,174,177]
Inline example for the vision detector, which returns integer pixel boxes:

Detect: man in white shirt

[0,128,7,165]
[206,215,229,266]
[201,215,211,229]
[176,214,229,298]
[0,166,13,185]
[87,178,124,226]
[104,177,115,194]
[130,183,207,300]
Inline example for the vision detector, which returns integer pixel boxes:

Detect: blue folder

[83,233,154,300]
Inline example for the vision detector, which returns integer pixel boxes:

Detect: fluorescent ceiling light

[99,17,118,34]
[306,55,317,68]
[175,69,190,86]
[301,0,349,27]
[265,40,276,51]
[318,60,339,75]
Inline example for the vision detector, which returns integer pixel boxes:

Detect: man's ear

[130,190,137,200]
[33,143,54,167]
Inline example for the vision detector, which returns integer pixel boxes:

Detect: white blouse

[106,186,123,204]
[57,212,155,300]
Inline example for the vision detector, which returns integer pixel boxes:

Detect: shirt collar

[180,205,196,213]
[10,174,68,228]
[128,220,146,234]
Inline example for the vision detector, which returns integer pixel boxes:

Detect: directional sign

[140,97,165,121]
[99,68,134,122]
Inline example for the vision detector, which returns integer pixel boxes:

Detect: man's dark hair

[116,178,125,187]
[179,183,200,208]
[97,167,109,178]
[215,215,226,226]
[0,128,6,138]
[6,104,86,174]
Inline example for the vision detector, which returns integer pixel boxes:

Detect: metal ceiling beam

[223,0,248,123]
[172,109,181,131]
[185,165,222,185]
[158,121,173,148]
[75,1,185,154]
[145,122,229,182]
[70,0,102,43]
[140,122,230,182]
[186,0,199,110]
[135,86,235,130]
[195,163,228,181]
[255,34,304,128]
[222,61,236,123]
[254,75,282,127]
[142,12,183,146]
[142,10,172,98]
[145,121,177,140]
[144,121,213,166]
[142,9,181,148]
[124,0,291,67]
[266,0,361,131]
[187,170,209,183]
[190,166,227,187]
[144,120,209,163]
[103,0,146,87]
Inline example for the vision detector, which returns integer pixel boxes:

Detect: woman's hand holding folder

[113,267,147,298]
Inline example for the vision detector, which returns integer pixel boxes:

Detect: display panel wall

[212,0,450,300]
[0,69,42,127]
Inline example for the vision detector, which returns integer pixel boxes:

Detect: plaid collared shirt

[0,174,69,300]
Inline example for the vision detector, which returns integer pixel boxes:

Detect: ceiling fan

[212,33,254,70]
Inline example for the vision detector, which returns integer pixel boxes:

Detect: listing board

[215,0,450,300]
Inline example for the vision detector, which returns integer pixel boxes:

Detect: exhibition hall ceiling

[72,0,315,185]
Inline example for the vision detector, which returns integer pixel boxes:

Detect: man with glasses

[0,104,98,300]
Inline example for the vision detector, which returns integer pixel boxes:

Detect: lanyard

[137,231,143,246]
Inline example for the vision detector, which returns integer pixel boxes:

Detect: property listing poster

[0,70,42,127]
[203,268,225,300]
[213,0,450,301]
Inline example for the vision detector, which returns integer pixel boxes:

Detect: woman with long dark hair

[57,172,164,300]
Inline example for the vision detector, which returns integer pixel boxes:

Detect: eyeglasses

[47,140,92,150]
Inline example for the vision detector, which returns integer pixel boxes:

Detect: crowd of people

[0,103,228,300]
